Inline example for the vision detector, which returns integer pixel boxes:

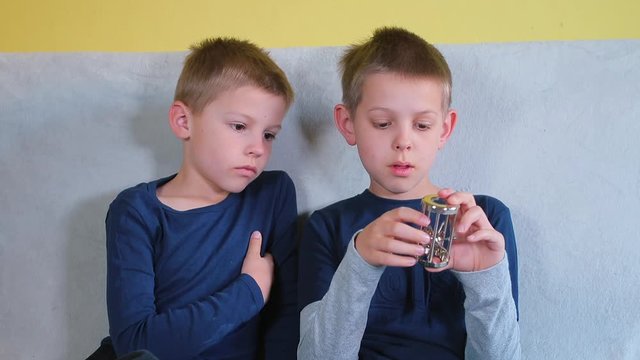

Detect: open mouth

[390,163,413,176]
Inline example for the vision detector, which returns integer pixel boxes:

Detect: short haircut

[339,27,452,113]
[174,37,294,115]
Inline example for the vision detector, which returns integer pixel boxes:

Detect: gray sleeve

[298,233,385,360]
[452,255,522,360]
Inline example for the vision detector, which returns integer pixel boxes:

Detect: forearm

[110,274,264,359]
[452,255,521,360]
[298,236,385,360]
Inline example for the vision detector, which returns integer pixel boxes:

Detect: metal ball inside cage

[418,194,458,269]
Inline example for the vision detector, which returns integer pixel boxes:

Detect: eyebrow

[367,107,440,116]
[224,112,252,120]
[224,112,283,127]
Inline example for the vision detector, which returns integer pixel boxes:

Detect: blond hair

[174,37,294,115]
[339,27,452,113]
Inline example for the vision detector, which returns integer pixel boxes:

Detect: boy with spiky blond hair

[298,27,520,359]
[103,37,298,359]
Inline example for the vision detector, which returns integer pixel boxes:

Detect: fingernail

[252,231,261,238]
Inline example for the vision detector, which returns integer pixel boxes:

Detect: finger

[247,231,263,255]
[437,188,456,199]
[373,251,418,267]
[379,237,426,257]
[385,221,431,247]
[445,191,476,209]
[466,229,505,251]
[387,207,430,228]
[456,206,492,234]
[436,189,477,215]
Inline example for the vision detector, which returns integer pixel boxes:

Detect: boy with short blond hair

[174,38,294,114]
[298,27,520,359]
[105,37,298,359]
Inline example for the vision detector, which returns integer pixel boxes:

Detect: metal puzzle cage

[418,194,458,269]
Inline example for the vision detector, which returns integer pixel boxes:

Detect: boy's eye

[231,123,246,131]
[264,132,277,141]
[416,122,432,130]
[373,121,391,129]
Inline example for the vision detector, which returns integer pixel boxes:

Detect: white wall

[1,40,639,359]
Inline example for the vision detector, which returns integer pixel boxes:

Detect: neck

[156,169,229,211]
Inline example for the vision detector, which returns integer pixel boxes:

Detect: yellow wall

[1,0,638,52]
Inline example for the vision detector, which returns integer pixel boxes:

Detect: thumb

[248,231,263,255]
[437,188,455,200]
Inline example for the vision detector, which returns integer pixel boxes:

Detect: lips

[235,166,257,177]
[390,162,414,177]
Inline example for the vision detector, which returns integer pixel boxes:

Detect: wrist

[352,229,365,254]
[239,273,267,306]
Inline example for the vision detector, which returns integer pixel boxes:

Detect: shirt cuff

[451,254,510,301]
[345,230,386,282]
[238,273,265,308]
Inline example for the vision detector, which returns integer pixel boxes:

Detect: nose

[247,135,266,158]
[394,142,412,150]
[393,128,412,151]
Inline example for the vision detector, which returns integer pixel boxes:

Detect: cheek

[356,131,380,149]
[260,142,274,159]
[357,143,384,167]
[263,146,273,159]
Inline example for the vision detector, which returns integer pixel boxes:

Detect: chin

[223,180,252,194]
[374,179,423,198]
[231,184,251,193]
[389,188,418,197]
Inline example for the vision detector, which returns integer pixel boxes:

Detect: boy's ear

[169,101,192,140]
[334,104,357,146]
[438,109,458,149]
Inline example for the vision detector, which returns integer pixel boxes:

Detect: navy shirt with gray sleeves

[298,190,520,360]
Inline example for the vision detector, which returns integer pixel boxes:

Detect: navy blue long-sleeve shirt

[106,171,298,359]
